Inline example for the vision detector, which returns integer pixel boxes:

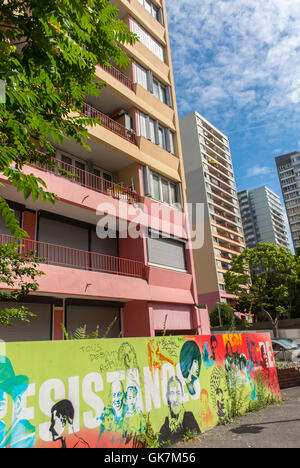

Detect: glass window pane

[149,119,156,144]
[162,179,169,204]
[170,183,176,205]
[152,175,160,200]
[138,112,147,138]
[153,79,159,99]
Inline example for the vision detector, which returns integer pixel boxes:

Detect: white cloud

[246,165,273,177]
[166,0,300,131]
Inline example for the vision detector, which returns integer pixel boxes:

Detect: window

[134,61,172,107]
[153,78,167,104]
[143,167,182,207]
[131,19,164,62]
[147,232,187,271]
[134,61,148,89]
[137,0,162,23]
[137,111,175,154]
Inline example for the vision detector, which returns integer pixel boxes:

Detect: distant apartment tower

[179,112,246,311]
[238,186,290,250]
[275,151,300,252]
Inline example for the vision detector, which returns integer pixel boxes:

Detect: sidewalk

[173,387,300,449]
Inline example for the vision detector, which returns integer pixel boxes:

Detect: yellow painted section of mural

[0,333,280,448]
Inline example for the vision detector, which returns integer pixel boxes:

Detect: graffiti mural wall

[0,333,280,448]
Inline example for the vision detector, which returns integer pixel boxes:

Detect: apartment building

[179,112,246,311]
[0,0,210,342]
[238,186,290,250]
[275,151,300,252]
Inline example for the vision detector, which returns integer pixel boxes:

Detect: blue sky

[166,0,300,249]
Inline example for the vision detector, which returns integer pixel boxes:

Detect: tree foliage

[0,0,136,324]
[0,241,44,325]
[225,243,300,336]
[209,303,238,328]
[0,0,136,238]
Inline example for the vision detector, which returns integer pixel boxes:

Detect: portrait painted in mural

[109,379,126,430]
[202,341,214,370]
[179,340,202,396]
[123,385,146,437]
[0,355,35,449]
[49,400,89,448]
[159,376,200,444]
[96,405,122,448]
[210,335,223,364]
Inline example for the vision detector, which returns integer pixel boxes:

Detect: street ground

[173,386,300,448]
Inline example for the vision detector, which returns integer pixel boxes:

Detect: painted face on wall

[168,380,182,415]
[50,410,66,441]
[126,386,137,410]
[111,381,123,417]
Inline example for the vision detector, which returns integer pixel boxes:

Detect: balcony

[81,102,137,145]
[30,154,142,204]
[0,234,145,279]
[101,64,135,91]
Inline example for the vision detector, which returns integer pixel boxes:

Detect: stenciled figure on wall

[210,366,228,423]
[49,400,89,448]
[0,355,35,449]
[179,340,202,396]
[247,336,259,366]
[110,379,126,431]
[118,342,138,370]
[159,376,200,445]
[198,389,214,431]
[96,406,118,448]
[210,336,223,364]
[202,341,214,370]
[123,385,146,437]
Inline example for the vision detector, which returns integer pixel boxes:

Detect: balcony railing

[30,154,142,204]
[0,234,145,279]
[81,102,137,145]
[101,64,135,91]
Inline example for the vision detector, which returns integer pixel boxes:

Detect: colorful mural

[0,333,280,448]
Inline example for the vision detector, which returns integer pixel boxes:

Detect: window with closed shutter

[147,234,187,270]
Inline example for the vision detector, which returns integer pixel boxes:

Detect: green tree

[0,0,136,323]
[210,302,239,329]
[225,243,300,337]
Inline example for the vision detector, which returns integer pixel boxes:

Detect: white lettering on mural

[265,341,275,368]
[106,370,125,385]
[82,373,104,429]
[39,379,65,442]
[143,366,161,412]
[19,383,35,423]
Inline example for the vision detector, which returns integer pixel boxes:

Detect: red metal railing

[101,64,135,91]
[82,102,137,145]
[0,234,145,279]
[30,155,141,204]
